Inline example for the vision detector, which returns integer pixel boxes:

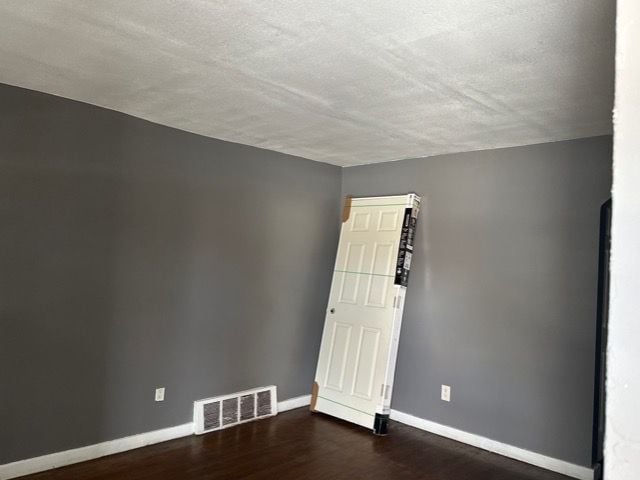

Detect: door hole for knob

[330,308,335,314]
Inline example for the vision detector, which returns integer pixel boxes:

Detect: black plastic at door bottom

[373,413,389,435]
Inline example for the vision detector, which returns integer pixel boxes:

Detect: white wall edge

[390,409,593,480]
[0,395,312,480]
[277,394,311,412]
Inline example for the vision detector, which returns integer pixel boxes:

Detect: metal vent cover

[240,394,255,421]
[222,397,239,426]
[257,390,272,417]
[203,401,221,431]
[194,386,277,434]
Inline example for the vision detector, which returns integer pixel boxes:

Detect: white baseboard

[0,423,194,480]
[0,398,591,480]
[0,394,312,480]
[277,394,311,412]
[265,395,591,480]
[390,409,593,480]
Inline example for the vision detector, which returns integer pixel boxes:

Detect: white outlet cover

[155,387,165,402]
[441,385,451,402]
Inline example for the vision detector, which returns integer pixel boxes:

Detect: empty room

[1,1,639,480]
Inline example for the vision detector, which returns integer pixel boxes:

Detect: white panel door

[313,194,419,432]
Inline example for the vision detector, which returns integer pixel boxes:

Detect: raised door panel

[351,327,381,399]
[324,322,352,392]
[338,243,366,304]
[364,242,395,308]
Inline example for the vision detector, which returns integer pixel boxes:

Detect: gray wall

[0,84,341,463]
[0,81,612,468]
[343,137,612,467]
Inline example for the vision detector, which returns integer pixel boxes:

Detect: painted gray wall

[0,84,341,463]
[0,80,612,468]
[343,137,612,467]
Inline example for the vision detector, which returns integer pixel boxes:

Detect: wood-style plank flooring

[22,408,573,479]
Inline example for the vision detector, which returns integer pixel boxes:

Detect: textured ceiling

[0,1,614,166]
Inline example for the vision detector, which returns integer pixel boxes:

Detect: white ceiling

[0,1,614,166]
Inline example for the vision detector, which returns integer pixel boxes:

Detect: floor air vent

[194,386,277,434]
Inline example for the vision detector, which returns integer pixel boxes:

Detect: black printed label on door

[395,207,418,286]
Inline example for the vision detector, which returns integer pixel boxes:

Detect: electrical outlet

[155,387,165,402]
[441,384,451,402]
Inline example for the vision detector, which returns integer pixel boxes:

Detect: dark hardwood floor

[22,408,573,479]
